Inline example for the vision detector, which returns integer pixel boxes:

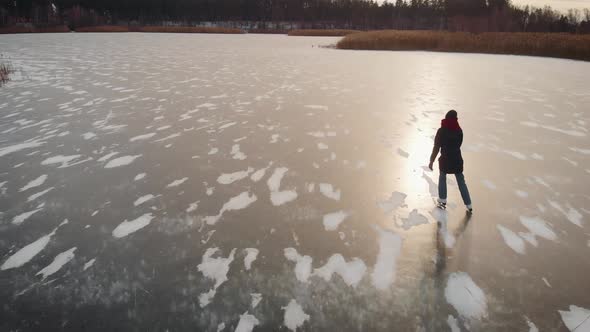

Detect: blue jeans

[439,172,472,206]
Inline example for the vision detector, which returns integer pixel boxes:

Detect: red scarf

[441,118,461,131]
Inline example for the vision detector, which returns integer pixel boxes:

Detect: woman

[428,110,473,213]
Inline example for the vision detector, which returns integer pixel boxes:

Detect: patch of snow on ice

[36,247,76,279]
[497,225,525,254]
[284,248,313,282]
[323,211,349,231]
[447,315,460,332]
[203,191,257,225]
[235,312,259,332]
[82,132,96,140]
[1,226,60,270]
[482,179,497,190]
[134,194,154,207]
[231,144,246,160]
[0,140,45,157]
[104,155,141,168]
[19,174,48,192]
[41,154,82,168]
[314,254,366,287]
[251,293,262,308]
[166,177,188,188]
[83,258,96,271]
[97,152,119,162]
[217,168,254,185]
[317,143,328,150]
[400,209,429,230]
[244,248,259,270]
[378,191,407,214]
[558,305,590,332]
[208,147,219,155]
[27,187,54,202]
[197,248,236,307]
[283,299,310,331]
[319,183,340,201]
[397,148,409,158]
[519,216,557,242]
[130,133,156,142]
[112,213,154,238]
[187,201,199,213]
[12,208,43,225]
[515,190,529,198]
[250,166,269,182]
[371,229,402,290]
[525,316,539,332]
[445,272,487,320]
[134,173,146,181]
[267,167,298,206]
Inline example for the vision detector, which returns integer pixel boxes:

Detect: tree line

[1,0,589,33]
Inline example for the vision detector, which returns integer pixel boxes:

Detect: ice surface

[319,183,341,201]
[283,299,310,331]
[204,191,257,225]
[197,248,236,307]
[284,248,313,283]
[19,174,47,192]
[397,148,409,158]
[317,143,328,150]
[217,168,254,185]
[322,211,349,231]
[235,312,259,332]
[313,254,367,287]
[36,247,76,279]
[371,229,402,290]
[558,305,590,332]
[243,248,259,270]
[112,213,154,238]
[11,208,43,225]
[497,225,525,254]
[482,179,497,190]
[104,155,141,168]
[378,191,407,214]
[134,194,155,207]
[445,272,487,320]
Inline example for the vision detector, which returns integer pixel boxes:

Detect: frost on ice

[197,248,236,307]
[445,272,487,320]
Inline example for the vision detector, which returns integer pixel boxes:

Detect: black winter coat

[433,127,464,174]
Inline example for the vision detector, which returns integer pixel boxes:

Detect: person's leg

[438,172,447,203]
[455,173,472,207]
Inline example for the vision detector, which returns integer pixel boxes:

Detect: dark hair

[445,110,458,119]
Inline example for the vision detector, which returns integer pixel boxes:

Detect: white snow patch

[323,211,349,231]
[19,174,48,192]
[447,315,460,332]
[218,122,237,130]
[104,155,141,168]
[267,167,298,206]
[97,152,119,162]
[83,258,96,271]
[208,147,219,155]
[445,272,487,320]
[314,254,367,287]
[284,248,313,282]
[129,132,156,142]
[519,216,557,242]
[525,316,539,332]
[251,293,262,308]
[0,140,45,157]
[282,299,310,331]
[186,201,199,213]
[166,177,189,188]
[400,209,429,230]
[482,179,497,190]
[317,143,328,150]
[244,248,259,270]
[12,208,43,225]
[235,312,259,332]
[397,148,409,158]
[515,190,529,198]
[197,248,236,307]
[558,305,590,332]
[82,132,96,140]
[378,191,407,214]
[112,213,154,238]
[134,173,146,181]
[250,166,270,182]
[1,224,62,270]
[231,144,246,160]
[36,247,76,279]
[134,194,154,207]
[27,187,54,202]
[41,154,82,168]
[203,191,257,225]
[217,168,254,185]
[319,183,341,201]
[497,225,525,254]
[371,229,402,290]
[304,105,328,110]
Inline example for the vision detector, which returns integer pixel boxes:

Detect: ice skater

[428,110,473,213]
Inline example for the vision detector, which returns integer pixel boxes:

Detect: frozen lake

[0,33,589,331]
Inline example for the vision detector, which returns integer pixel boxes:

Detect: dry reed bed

[288,29,360,36]
[75,25,130,32]
[0,26,69,34]
[337,30,590,61]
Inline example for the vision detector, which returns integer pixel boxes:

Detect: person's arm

[428,129,441,170]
